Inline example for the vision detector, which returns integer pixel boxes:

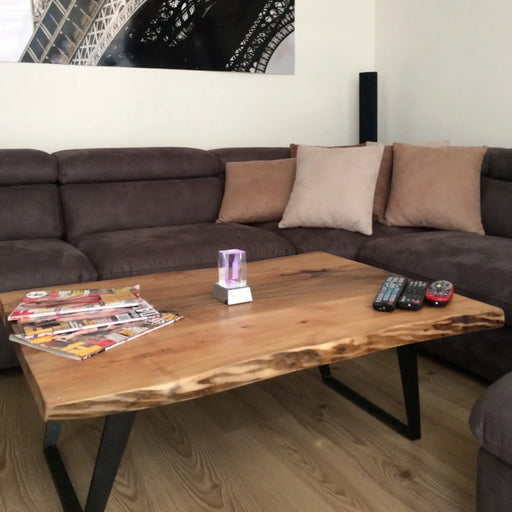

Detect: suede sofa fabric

[470,371,512,466]
[217,158,296,224]
[0,149,57,184]
[285,143,385,228]
[0,185,62,240]
[470,371,512,512]
[279,144,385,235]
[384,144,486,234]
[56,147,220,183]
[481,147,512,238]
[73,223,296,280]
[357,231,512,321]
[58,147,224,240]
[372,144,393,223]
[0,150,61,241]
[0,149,97,295]
[0,239,97,292]
[258,222,428,261]
[62,178,223,240]
[474,448,512,512]
[212,147,291,165]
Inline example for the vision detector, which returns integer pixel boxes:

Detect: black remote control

[373,276,407,312]
[397,280,429,310]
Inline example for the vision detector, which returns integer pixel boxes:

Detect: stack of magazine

[8,285,182,360]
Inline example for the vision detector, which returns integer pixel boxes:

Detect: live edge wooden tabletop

[0,252,504,422]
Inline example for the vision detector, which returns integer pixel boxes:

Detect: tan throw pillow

[371,144,393,223]
[366,140,450,224]
[384,143,487,234]
[217,158,296,224]
[279,144,385,235]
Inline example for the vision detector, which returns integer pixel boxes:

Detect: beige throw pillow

[217,158,296,224]
[384,143,487,234]
[279,144,385,235]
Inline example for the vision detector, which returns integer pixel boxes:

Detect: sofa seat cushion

[0,239,98,292]
[470,371,512,466]
[72,224,296,280]
[358,231,512,320]
[255,222,429,260]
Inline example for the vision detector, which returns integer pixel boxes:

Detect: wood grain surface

[0,252,504,421]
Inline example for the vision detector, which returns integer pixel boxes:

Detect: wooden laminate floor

[0,350,485,512]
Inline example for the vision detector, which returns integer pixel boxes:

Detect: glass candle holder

[218,249,247,288]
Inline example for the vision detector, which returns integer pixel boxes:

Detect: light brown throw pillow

[371,144,393,223]
[217,158,296,224]
[384,143,487,234]
[279,144,385,235]
[366,140,450,223]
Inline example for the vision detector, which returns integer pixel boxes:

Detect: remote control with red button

[425,280,454,306]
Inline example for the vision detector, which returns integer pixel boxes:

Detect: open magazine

[10,312,183,361]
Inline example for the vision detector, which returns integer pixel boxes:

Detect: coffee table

[0,252,504,512]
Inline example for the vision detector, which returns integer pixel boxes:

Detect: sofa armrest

[470,372,512,466]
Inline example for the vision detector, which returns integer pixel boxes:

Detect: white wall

[0,0,375,153]
[375,0,512,147]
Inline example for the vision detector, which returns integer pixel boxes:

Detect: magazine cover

[8,285,141,321]
[10,312,183,361]
[16,298,162,340]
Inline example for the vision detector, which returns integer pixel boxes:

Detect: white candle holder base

[213,282,253,305]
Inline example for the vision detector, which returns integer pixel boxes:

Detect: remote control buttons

[373,276,407,312]
[425,280,454,306]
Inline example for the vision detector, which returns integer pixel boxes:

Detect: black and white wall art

[0,0,295,74]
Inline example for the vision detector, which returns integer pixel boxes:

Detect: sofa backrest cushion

[0,185,62,241]
[0,150,62,240]
[481,148,512,238]
[0,149,57,185]
[55,147,220,183]
[61,178,222,240]
[55,148,223,240]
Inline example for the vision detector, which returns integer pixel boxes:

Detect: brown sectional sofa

[2,144,512,511]
[1,145,511,383]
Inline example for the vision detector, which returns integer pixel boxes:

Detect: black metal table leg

[44,411,137,512]
[319,344,421,440]
[397,344,421,439]
[45,421,82,512]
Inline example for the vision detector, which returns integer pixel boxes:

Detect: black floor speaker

[359,71,378,143]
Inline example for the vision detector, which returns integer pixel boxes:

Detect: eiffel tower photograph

[0,0,295,73]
